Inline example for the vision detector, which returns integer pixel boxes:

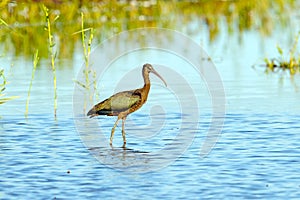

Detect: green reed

[0,18,18,105]
[0,69,18,105]
[73,12,97,112]
[0,17,8,27]
[43,5,58,117]
[0,0,295,60]
[92,70,100,102]
[81,12,94,92]
[264,32,300,75]
[25,50,39,117]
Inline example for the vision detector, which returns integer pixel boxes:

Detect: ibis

[87,64,167,146]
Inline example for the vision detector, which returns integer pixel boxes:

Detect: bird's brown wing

[88,89,141,116]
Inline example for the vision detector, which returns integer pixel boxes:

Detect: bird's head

[143,63,167,87]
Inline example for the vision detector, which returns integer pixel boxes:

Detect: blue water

[1,112,300,199]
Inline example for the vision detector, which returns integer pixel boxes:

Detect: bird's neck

[142,73,151,95]
[143,82,150,91]
[143,71,150,83]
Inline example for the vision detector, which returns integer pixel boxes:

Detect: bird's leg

[110,117,120,145]
[121,117,127,147]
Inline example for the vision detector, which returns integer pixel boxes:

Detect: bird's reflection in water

[88,145,151,171]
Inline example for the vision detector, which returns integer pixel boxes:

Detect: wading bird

[87,64,167,146]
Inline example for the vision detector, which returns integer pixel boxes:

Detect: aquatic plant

[80,12,94,93]
[73,12,97,112]
[25,50,39,117]
[0,17,8,27]
[0,69,18,105]
[0,0,296,60]
[263,32,300,75]
[42,4,58,117]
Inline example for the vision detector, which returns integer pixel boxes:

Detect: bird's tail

[87,107,98,118]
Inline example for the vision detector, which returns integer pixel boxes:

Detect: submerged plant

[42,4,59,117]
[0,69,18,105]
[263,32,300,75]
[25,50,39,117]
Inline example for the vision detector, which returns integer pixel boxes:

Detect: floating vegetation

[263,32,300,75]
[0,69,18,105]
[25,49,39,117]
[43,4,58,117]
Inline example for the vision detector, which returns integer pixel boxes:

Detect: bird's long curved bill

[152,70,167,87]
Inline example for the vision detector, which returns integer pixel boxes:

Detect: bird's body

[87,86,149,117]
[87,64,167,146]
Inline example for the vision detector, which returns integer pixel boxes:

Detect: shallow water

[1,112,300,199]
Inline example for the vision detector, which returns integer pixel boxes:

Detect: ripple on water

[1,112,300,199]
